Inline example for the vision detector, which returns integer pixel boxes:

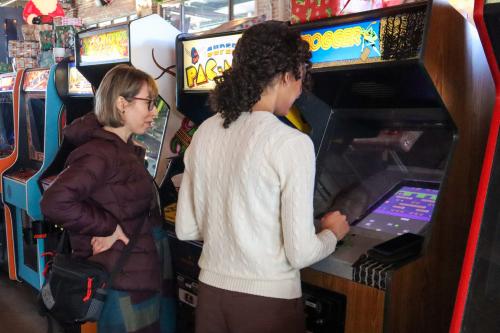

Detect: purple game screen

[357,186,438,235]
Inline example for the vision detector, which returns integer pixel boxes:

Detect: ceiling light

[0,0,17,6]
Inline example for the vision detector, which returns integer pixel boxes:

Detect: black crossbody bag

[39,214,145,326]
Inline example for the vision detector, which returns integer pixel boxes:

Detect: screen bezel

[67,62,93,96]
[0,92,14,157]
[25,93,46,163]
[22,69,50,92]
[77,24,130,67]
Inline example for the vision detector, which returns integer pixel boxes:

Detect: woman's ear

[282,72,293,85]
[115,96,127,113]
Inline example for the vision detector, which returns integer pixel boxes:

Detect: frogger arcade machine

[292,1,495,332]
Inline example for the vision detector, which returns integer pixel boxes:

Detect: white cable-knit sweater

[175,111,337,299]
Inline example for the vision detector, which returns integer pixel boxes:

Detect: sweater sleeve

[275,134,338,269]
[40,150,118,237]
[175,145,202,241]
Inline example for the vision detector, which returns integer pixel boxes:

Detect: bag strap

[106,208,146,288]
[107,182,160,288]
[56,230,71,254]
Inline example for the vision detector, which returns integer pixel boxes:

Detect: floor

[0,271,47,333]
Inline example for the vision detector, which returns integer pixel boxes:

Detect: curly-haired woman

[175,21,349,333]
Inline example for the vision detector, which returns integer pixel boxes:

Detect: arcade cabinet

[0,70,23,279]
[450,0,500,332]
[2,67,64,289]
[56,60,93,124]
[169,1,495,333]
[166,30,242,333]
[39,59,94,189]
[75,14,183,186]
[292,1,494,332]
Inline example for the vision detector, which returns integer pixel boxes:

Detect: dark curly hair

[210,21,312,128]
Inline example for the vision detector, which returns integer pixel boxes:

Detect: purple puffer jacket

[41,113,161,292]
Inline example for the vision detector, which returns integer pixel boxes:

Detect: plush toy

[23,0,65,25]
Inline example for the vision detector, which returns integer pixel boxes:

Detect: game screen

[0,94,14,157]
[79,28,130,66]
[356,184,438,235]
[134,96,169,177]
[68,62,92,95]
[182,33,242,91]
[26,96,45,162]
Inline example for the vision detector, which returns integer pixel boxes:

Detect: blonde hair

[94,64,158,127]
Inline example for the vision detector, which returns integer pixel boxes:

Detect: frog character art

[361,22,381,57]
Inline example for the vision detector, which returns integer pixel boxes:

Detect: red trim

[450,1,500,332]
[42,263,50,278]
[82,277,93,302]
[41,251,55,257]
[33,233,47,239]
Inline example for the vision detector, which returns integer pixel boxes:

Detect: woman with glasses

[41,64,175,333]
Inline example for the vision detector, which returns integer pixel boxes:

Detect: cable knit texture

[175,111,337,299]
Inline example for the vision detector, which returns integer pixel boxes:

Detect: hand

[320,211,349,241]
[91,225,129,255]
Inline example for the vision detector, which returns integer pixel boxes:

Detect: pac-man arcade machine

[170,28,349,333]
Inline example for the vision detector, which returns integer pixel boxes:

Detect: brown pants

[195,282,306,333]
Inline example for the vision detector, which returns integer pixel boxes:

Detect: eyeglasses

[130,96,156,111]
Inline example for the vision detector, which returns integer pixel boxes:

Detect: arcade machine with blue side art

[2,67,64,289]
[450,0,500,332]
[168,1,496,333]
[0,70,23,280]
[75,14,183,185]
[38,59,94,191]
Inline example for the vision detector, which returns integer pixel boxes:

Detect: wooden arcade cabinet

[294,1,495,332]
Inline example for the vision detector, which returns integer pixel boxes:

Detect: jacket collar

[91,127,146,159]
